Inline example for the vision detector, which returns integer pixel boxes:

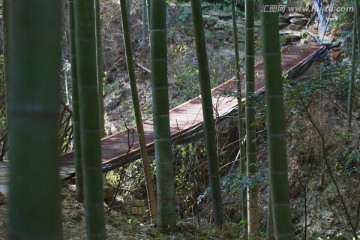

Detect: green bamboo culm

[141,0,148,45]
[150,0,176,230]
[354,0,360,56]
[95,0,105,138]
[2,0,10,162]
[147,0,151,29]
[74,0,106,238]
[2,0,9,103]
[7,0,63,239]
[231,0,247,234]
[261,0,293,238]
[348,4,358,128]
[69,0,84,202]
[190,0,224,226]
[119,0,157,220]
[245,0,259,238]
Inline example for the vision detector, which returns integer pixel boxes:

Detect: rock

[68,184,76,192]
[286,35,302,43]
[214,21,227,31]
[203,12,232,21]
[289,24,303,30]
[203,16,217,28]
[0,192,6,205]
[215,30,229,41]
[280,31,291,35]
[321,37,333,45]
[184,27,193,36]
[282,13,291,22]
[0,220,6,229]
[70,211,83,222]
[0,185,8,197]
[301,38,309,44]
[201,3,211,10]
[279,22,289,29]
[279,15,290,23]
[290,17,308,25]
[105,99,120,111]
[288,12,305,18]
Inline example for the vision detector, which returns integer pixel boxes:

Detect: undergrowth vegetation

[104,53,360,238]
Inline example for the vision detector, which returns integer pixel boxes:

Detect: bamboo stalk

[150,0,176,230]
[245,0,259,238]
[119,0,157,220]
[190,0,224,226]
[74,0,106,238]
[7,1,63,238]
[95,0,105,137]
[2,0,9,105]
[230,2,247,234]
[69,0,84,202]
[261,0,293,238]
[348,4,358,128]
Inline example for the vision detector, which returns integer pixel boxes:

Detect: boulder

[203,11,232,21]
[289,24,303,30]
[0,192,6,205]
[279,22,289,29]
[290,17,308,25]
[288,12,305,18]
[68,184,76,192]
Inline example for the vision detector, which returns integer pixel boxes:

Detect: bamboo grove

[4,0,355,239]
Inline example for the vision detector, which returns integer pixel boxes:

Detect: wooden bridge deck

[61,44,323,174]
[0,45,324,193]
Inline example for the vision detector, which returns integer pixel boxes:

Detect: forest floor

[0,185,239,240]
[1,0,360,239]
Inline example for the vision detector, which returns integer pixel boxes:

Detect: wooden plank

[59,45,324,172]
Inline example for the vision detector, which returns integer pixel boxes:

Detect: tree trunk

[7,1,63,239]
[69,0,84,203]
[119,0,157,220]
[261,0,293,238]
[1,0,10,163]
[74,0,106,238]
[141,0,148,46]
[354,0,360,55]
[348,3,359,128]
[150,0,176,230]
[95,0,105,137]
[231,0,247,235]
[2,0,9,103]
[190,0,224,226]
[245,0,259,238]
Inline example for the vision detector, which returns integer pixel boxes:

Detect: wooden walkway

[0,45,324,193]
